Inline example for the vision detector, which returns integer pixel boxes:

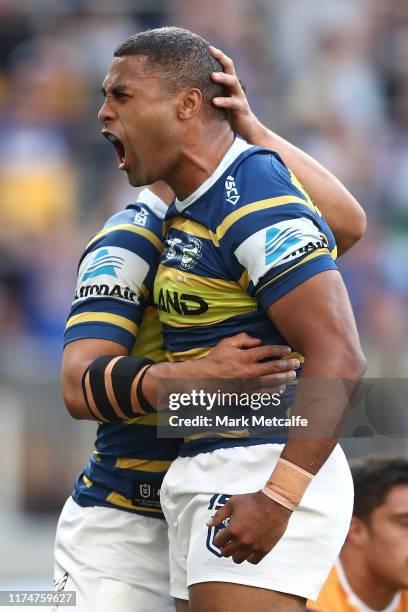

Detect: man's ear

[176,88,203,120]
[346,516,369,549]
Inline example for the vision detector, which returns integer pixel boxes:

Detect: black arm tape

[136,364,156,413]
[81,355,155,422]
[81,367,101,421]
[111,356,154,415]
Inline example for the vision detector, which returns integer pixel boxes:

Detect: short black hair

[351,456,408,520]
[114,27,227,119]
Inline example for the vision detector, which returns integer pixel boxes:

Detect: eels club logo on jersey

[73,246,149,305]
[164,235,202,270]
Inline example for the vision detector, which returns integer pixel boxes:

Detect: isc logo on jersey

[225,175,240,205]
[235,218,329,286]
[73,246,149,304]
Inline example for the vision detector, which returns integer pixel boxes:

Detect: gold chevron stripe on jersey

[115,458,172,471]
[124,414,158,426]
[256,247,332,295]
[82,475,93,488]
[164,217,219,246]
[66,311,139,337]
[216,195,308,241]
[289,170,323,216]
[155,264,257,327]
[87,223,163,252]
[131,306,166,363]
[106,491,163,513]
[185,429,250,443]
[166,346,212,362]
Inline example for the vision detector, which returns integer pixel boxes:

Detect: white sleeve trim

[234,218,328,286]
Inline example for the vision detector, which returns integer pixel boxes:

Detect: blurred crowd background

[0,0,407,589]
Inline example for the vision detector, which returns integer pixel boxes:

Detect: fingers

[206,500,232,528]
[209,45,236,76]
[247,551,265,565]
[268,345,295,358]
[214,529,266,565]
[213,522,234,549]
[244,357,300,380]
[245,344,292,361]
[212,96,242,110]
[217,332,261,349]
[212,71,242,94]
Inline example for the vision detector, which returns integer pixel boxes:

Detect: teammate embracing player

[56,29,366,612]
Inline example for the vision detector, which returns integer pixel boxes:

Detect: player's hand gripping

[200,332,299,385]
[210,45,261,142]
[207,490,292,564]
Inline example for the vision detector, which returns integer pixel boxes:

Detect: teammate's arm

[210,46,366,255]
[209,270,365,564]
[62,334,299,420]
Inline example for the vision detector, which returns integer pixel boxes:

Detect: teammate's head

[344,456,408,590]
[98,27,227,187]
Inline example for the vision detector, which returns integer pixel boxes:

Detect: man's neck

[340,549,400,611]
[166,120,235,201]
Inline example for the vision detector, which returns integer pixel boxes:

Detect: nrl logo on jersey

[225,175,240,205]
[164,235,202,270]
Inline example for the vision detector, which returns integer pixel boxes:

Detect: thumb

[206,500,233,527]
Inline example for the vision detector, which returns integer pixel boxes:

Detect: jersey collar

[336,561,402,612]
[136,188,168,220]
[174,136,254,213]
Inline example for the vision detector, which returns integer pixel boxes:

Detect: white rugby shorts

[53,497,175,611]
[160,443,353,601]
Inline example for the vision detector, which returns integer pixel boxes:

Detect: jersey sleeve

[64,204,163,351]
[218,152,338,311]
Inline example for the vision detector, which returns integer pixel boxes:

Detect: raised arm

[210,46,366,256]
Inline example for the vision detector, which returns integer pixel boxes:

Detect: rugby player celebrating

[97,28,365,611]
[58,30,365,612]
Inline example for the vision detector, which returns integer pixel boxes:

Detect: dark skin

[98,51,366,611]
[209,46,366,256]
[99,55,234,198]
[62,333,298,420]
[208,270,365,565]
[62,179,298,419]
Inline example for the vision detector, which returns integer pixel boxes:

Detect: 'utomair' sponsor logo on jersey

[74,246,149,305]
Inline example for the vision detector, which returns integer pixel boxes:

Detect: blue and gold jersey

[154,138,337,456]
[64,189,181,518]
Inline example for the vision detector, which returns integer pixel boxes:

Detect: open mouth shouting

[102,130,128,170]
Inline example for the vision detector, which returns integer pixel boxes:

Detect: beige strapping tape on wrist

[261,458,314,512]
